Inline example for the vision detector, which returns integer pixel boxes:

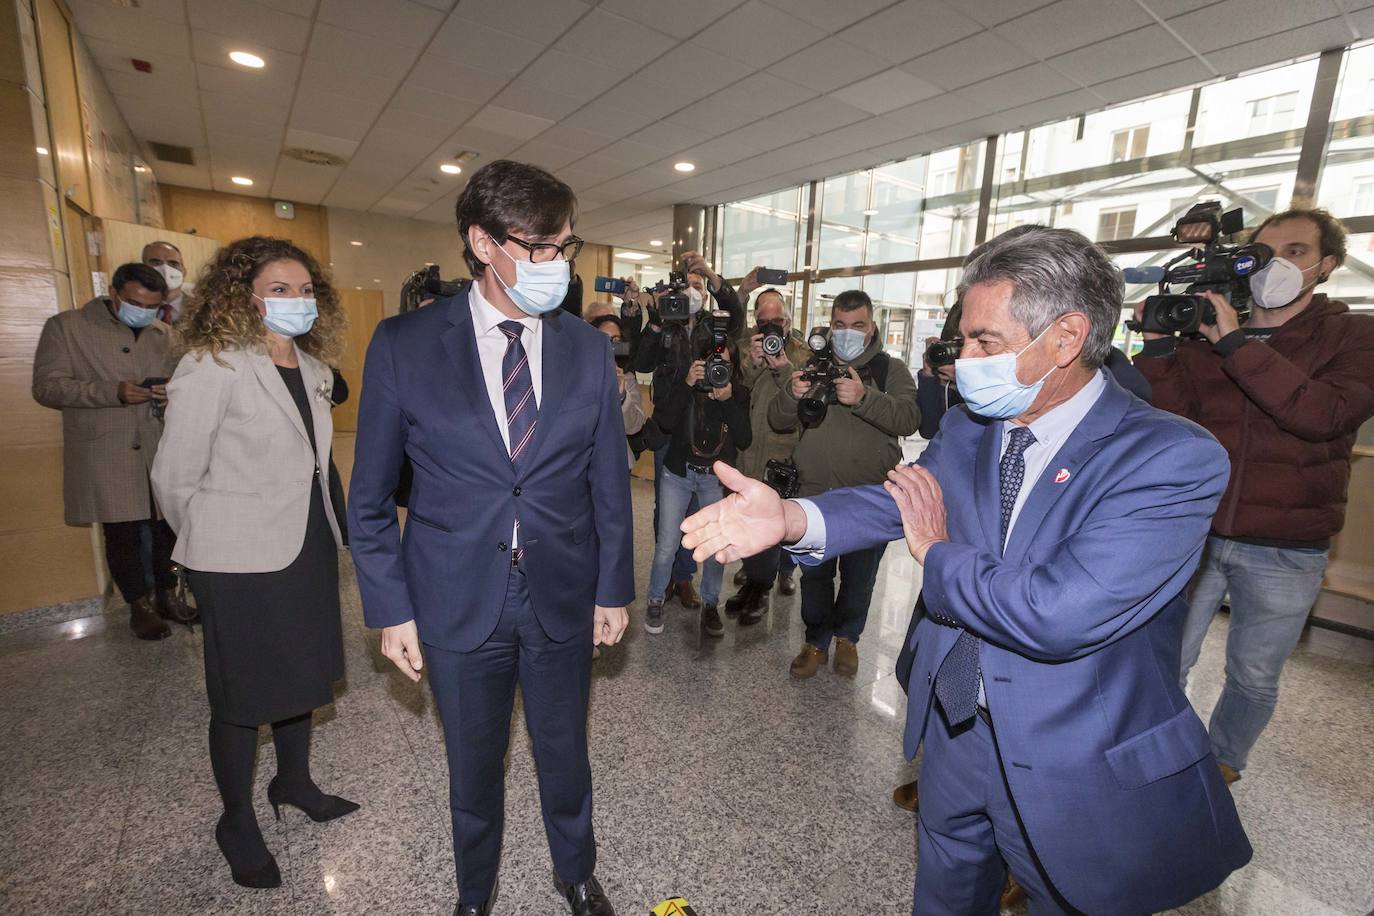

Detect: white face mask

[490,236,570,316]
[687,287,705,314]
[831,327,867,361]
[255,294,318,337]
[154,263,184,291]
[954,324,1056,420]
[1249,256,1321,310]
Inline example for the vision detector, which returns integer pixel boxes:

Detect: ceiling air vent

[283,147,348,167]
[148,142,194,165]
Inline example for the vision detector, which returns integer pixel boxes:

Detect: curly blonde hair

[177,236,346,364]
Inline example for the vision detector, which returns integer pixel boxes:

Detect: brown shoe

[673,579,701,609]
[777,570,795,595]
[156,586,198,624]
[892,780,919,812]
[1001,874,1027,908]
[1219,762,1241,785]
[130,595,171,640]
[833,637,859,677]
[789,643,827,679]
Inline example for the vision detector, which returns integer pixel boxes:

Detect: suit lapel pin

[1054,468,1071,484]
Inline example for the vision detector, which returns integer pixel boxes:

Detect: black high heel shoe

[267,776,361,823]
[215,815,282,889]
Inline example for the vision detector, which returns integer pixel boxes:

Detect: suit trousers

[425,567,596,902]
[102,517,177,604]
[799,544,884,650]
[915,711,1094,916]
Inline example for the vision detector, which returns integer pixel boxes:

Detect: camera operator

[633,251,744,609]
[720,282,808,624]
[588,313,646,465]
[769,289,919,679]
[643,319,751,639]
[1133,206,1374,783]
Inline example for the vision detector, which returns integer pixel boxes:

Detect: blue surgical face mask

[491,237,570,316]
[117,299,159,329]
[954,324,1056,420]
[831,327,867,362]
[256,294,318,337]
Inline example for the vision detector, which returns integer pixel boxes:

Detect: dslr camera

[925,336,963,369]
[758,320,787,357]
[764,458,800,498]
[400,264,464,313]
[695,310,733,391]
[1124,201,1272,336]
[797,326,844,428]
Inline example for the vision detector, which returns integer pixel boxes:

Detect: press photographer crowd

[30,155,1374,916]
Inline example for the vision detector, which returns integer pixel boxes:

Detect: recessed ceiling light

[649,239,663,246]
[229,51,265,69]
[616,252,651,260]
[673,161,695,173]
[350,240,363,246]
[439,163,462,175]
[863,209,879,216]
[36,146,48,155]
[231,176,253,186]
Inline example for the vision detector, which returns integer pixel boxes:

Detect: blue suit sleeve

[346,322,415,629]
[921,434,1228,661]
[802,424,949,561]
[589,337,636,607]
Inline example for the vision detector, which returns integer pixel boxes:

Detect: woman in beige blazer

[151,236,357,889]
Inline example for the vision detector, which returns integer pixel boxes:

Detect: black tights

[208,713,323,862]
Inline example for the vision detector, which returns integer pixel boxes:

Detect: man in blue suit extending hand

[349,161,633,916]
[682,227,1251,915]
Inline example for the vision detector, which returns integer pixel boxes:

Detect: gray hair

[960,227,1122,369]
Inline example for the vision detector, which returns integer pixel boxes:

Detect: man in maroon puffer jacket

[1133,207,1374,784]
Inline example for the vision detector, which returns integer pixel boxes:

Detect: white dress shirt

[469,282,543,544]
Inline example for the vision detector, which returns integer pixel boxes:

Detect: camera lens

[761,332,784,356]
[706,359,732,388]
[797,395,828,428]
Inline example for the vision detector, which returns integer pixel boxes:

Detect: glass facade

[714,43,1374,377]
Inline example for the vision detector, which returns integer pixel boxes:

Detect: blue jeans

[648,466,724,606]
[800,544,885,651]
[1179,536,1329,771]
[653,445,696,581]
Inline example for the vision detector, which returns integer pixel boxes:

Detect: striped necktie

[498,320,537,558]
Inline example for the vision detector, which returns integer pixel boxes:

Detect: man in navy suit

[682,228,1251,914]
[348,161,633,916]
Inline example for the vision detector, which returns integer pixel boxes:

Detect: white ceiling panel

[289,92,384,142]
[880,91,992,134]
[103,69,200,108]
[407,55,508,103]
[369,109,458,148]
[1088,57,1214,105]
[427,20,548,77]
[766,36,889,93]
[260,0,317,15]
[186,0,312,54]
[1046,25,1195,85]
[596,76,704,117]
[671,96,758,135]
[1168,0,1329,54]
[725,116,815,157]
[837,0,981,65]
[898,30,1037,91]
[571,99,658,139]
[316,0,447,48]
[467,106,555,141]
[759,0,899,33]
[190,29,293,75]
[645,44,754,96]
[440,124,526,159]
[952,0,1055,28]
[1001,88,1106,131]
[519,50,627,98]
[283,128,359,159]
[597,0,747,40]
[993,0,1153,59]
[539,122,616,154]
[554,9,677,71]
[447,0,593,45]
[66,1,189,47]
[490,81,588,122]
[306,23,418,81]
[323,184,384,210]
[696,1,827,67]
[390,84,484,124]
[597,138,673,168]
[196,61,295,104]
[85,37,195,81]
[959,63,1079,112]
[1138,0,1220,15]
[780,95,871,133]
[152,161,211,192]
[299,58,401,109]
[832,68,943,115]
[509,139,584,171]
[709,71,819,113]
[1201,16,1353,76]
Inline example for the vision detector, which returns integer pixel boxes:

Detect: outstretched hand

[681,462,802,564]
[884,464,948,564]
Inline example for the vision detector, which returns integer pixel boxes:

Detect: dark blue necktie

[934,425,1037,726]
[498,320,537,557]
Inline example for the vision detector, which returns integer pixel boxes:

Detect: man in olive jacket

[723,287,810,623]
[769,289,920,679]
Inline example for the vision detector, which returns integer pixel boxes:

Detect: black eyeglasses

[505,233,584,263]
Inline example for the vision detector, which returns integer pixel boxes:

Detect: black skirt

[189,481,344,726]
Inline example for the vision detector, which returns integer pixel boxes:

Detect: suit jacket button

[512,486,522,496]
[132,444,141,450]
[498,542,508,552]
[927,672,932,685]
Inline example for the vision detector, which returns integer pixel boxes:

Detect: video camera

[797,326,843,428]
[925,336,963,369]
[764,458,800,498]
[1124,202,1271,336]
[400,264,465,313]
[695,310,732,391]
[653,269,693,324]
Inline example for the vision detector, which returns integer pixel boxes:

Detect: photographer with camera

[633,251,745,609]
[1133,206,1374,783]
[769,289,919,678]
[588,313,646,464]
[717,282,809,624]
[644,311,752,638]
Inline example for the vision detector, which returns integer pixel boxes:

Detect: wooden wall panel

[32,0,89,211]
[100,218,221,286]
[160,185,330,264]
[333,288,385,433]
[0,524,99,611]
[0,444,67,532]
[1327,453,1374,599]
[0,176,53,271]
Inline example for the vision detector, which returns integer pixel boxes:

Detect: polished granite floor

[1,478,1371,916]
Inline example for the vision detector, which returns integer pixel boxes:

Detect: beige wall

[160,184,330,265]
[100,219,220,287]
